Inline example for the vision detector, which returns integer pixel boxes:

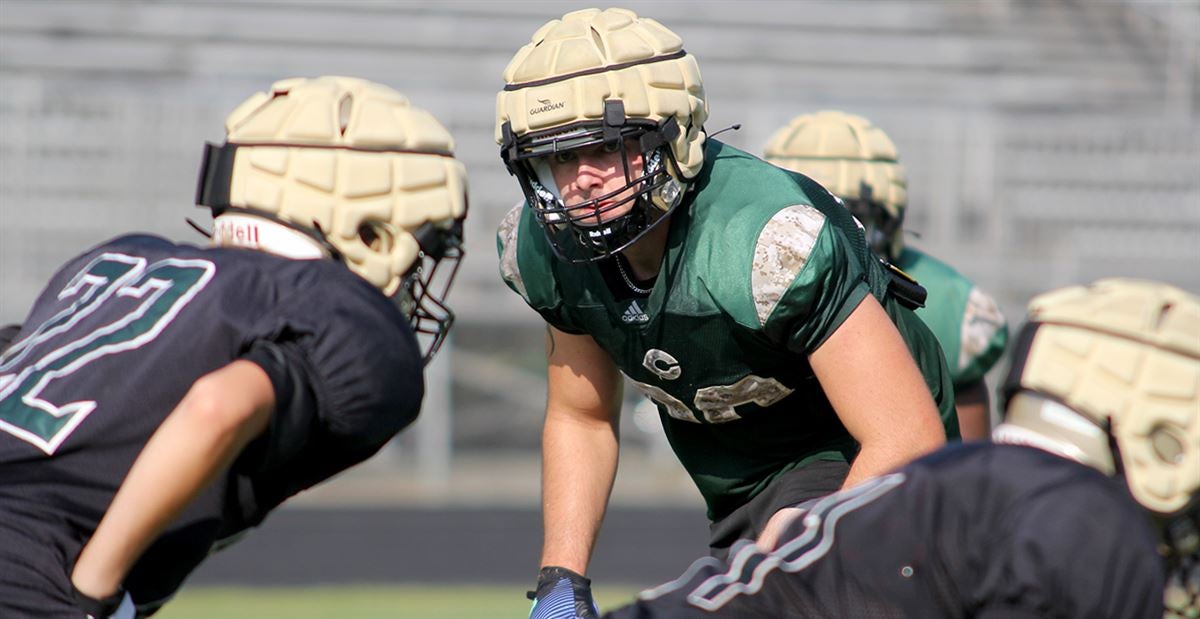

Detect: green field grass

[156,585,643,619]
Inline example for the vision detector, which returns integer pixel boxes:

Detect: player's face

[547,138,644,226]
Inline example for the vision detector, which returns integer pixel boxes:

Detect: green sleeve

[760,222,870,354]
[495,206,529,302]
[495,204,584,334]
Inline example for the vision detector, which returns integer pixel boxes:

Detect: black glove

[527,566,600,619]
[71,582,131,619]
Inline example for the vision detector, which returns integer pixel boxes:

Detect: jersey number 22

[0,253,214,454]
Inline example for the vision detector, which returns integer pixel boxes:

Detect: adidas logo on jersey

[622,300,649,324]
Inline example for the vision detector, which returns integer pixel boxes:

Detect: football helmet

[763,110,906,261]
[496,8,707,262]
[196,76,468,363]
[997,279,1200,562]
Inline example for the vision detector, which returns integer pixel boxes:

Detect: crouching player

[607,278,1197,618]
[0,76,467,618]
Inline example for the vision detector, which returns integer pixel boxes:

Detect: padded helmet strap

[639,117,680,152]
[603,100,626,145]
[500,121,519,169]
[195,142,238,214]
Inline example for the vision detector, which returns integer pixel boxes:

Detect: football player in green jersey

[494,9,959,619]
[765,110,1010,440]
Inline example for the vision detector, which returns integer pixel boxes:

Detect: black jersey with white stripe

[0,234,423,613]
[607,443,1165,619]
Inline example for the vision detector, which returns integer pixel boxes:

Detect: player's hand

[527,566,600,619]
[71,583,135,619]
[757,506,807,551]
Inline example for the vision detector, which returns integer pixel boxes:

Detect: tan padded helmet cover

[495,8,708,181]
[223,76,468,296]
[1019,278,1200,515]
[764,110,906,256]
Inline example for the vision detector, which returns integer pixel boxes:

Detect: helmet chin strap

[531,159,562,201]
[210,213,328,260]
[529,160,566,224]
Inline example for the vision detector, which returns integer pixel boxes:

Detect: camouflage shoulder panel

[496,203,530,302]
[751,204,827,326]
[959,285,1008,373]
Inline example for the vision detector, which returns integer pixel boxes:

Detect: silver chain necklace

[615,255,653,295]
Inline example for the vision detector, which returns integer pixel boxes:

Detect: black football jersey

[606,443,1166,619]
[0,234,423,615]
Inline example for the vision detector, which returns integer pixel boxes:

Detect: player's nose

[574,152,619,194]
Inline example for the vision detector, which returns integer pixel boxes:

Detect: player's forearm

[842,413,943,488]
[811,297,945,489]
[840,369,940,491]
[837,349,945,488]
[538,408,619,575]
[842,442,905,489]
[71,361,272,599]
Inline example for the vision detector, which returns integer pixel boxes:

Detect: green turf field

[156,585,643,619]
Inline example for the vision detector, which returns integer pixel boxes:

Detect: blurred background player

[0,76,467,618]
[765,110,1010,440]
[606,278,1197,619]
[494,8,961,618]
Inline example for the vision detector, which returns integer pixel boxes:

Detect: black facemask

[500,101,688,263]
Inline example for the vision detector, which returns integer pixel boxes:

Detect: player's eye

[551,151,576,165]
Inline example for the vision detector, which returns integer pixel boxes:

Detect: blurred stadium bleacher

[1,0,1197,601]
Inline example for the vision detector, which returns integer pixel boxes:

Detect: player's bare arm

[540,325,624,576]
[70,360,274,599]
[810,294,945,489]
[953,379,991,441]
[757,295,945,550]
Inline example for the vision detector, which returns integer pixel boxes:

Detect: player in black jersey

[606,279,1198,619]
[0,76,468,618]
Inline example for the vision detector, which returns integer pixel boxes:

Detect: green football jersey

[895,247,1009,390]
[497,140,957,520]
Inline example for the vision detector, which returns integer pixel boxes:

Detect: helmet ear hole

[358,221,394,253]
[1151,425,1185,465]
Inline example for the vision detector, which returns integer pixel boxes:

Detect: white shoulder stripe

[497,203,529,302]
[751,204,826,326]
